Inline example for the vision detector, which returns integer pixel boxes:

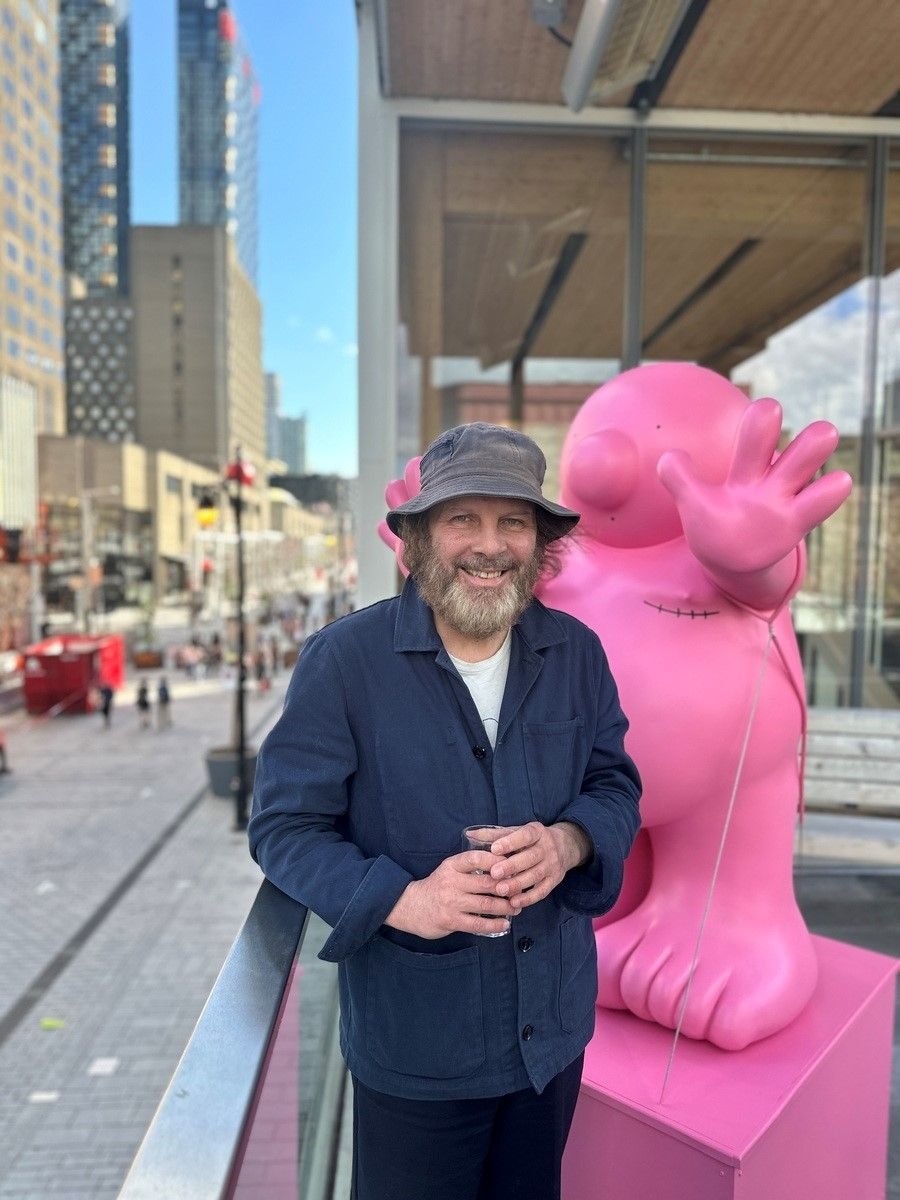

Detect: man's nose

[471,522,505,556]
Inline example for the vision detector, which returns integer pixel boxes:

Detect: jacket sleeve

[248,634,413,963]
[555,635,641,916]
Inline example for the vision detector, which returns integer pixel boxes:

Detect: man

[249,423,641,1200]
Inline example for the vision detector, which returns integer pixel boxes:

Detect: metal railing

[118,880,309,1200]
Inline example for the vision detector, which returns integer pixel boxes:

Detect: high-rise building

[59,0,134,443]
[131,225,265,472]
[178,0,259,284]
[0,0,66,538]
[59,0,130,295]
[265,370,280,459]
[278,413,306,475]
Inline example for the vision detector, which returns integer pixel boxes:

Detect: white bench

[804,707,900,818]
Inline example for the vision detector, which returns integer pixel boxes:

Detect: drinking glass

[462,824,519,937]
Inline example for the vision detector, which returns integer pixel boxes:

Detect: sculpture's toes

[619,937,677,1024]
[595,921,645,1010]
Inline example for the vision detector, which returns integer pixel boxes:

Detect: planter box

[205,746,258,799]
[133,649,164,669]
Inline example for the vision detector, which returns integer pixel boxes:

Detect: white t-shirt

[448,630,512,749]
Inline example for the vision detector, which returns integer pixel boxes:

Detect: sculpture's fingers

[376,517,399,551]
[726,398,782,485]
[384,478,410,508]
[793,470,853,533]
[657,448,700,503]
[770,421,840,494]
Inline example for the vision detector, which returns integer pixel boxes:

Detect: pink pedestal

[563,937,897,1200]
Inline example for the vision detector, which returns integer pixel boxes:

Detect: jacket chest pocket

[374,728,490,858]
[523,718,582,822]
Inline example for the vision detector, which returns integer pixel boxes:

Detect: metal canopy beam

[387,97,900,139]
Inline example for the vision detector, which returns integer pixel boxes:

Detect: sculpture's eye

[565,430,638,510]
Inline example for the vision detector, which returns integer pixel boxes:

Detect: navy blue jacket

[249,579,641,1099]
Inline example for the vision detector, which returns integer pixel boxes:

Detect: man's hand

[487,821,592,910]
[385,850,522,939]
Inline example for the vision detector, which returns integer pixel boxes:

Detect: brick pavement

[0,672,288,1199]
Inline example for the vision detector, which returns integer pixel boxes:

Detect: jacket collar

[393,575,568,655]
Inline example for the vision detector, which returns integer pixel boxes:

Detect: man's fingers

[455,849,501,875]
[490,822,542,856]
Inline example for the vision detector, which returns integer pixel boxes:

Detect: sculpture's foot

[595,902,818,1050]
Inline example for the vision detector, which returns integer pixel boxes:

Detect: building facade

[177,0,259,284]
[357,0,900,710]
[130,224,266,474]
[0,0,66,462]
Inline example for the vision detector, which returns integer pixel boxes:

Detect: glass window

[642,134,870,705]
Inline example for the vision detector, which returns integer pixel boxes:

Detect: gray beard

[414,550,541,641]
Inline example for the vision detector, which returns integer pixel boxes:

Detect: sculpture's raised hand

[657,398,852,608]
[376,455,422,577]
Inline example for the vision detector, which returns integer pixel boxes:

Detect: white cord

[659,622,776,1104]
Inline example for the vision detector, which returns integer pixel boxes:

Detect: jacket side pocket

[365,938,485,1078]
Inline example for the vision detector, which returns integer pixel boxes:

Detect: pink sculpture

[379,363,853,1051]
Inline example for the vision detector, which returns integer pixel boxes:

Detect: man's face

[409,496,541,640]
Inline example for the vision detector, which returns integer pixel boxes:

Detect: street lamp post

[198,448,256,832]
[224,450,255,831]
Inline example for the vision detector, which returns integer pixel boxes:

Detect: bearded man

[249,423,641,1200]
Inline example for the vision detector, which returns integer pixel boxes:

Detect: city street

[0,669,287,1199]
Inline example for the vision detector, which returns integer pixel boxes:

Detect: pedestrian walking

[268,633,280,677]
[136,681,151,730]
[254,648,270,694]
[99,682,114,729]
[156,678,172,730]
[0,728,11,774]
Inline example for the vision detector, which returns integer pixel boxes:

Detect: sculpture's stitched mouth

[643,601,720,619]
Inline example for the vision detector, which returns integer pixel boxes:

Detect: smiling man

[249,422,641,1200]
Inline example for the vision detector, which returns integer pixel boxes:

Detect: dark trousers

[350,1053,584,1200]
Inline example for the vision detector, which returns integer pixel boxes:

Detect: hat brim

[386,477,580,541]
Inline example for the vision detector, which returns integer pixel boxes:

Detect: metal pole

[234,458,248,831]
[622,123,648,369]
[849,137,887,708]
[79,491,93,633]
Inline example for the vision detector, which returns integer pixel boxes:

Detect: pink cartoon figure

[379,363,852,1051]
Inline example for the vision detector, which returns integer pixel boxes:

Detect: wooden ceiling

[382,0,900,116]
[400,129,900,379]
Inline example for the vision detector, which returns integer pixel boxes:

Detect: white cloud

[314,325,336,344]
[286,314,303,329]
[342,342,359,358]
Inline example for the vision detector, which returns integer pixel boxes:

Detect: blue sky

[130,0,359,476]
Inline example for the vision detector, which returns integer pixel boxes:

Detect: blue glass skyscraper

[178,0,259,285]
[59,0,130,295]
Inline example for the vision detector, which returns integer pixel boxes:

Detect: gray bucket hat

[385,422,580,541]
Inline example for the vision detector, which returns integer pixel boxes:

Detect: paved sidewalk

[0,672,288,1199]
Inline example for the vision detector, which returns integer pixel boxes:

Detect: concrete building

[0,0,66,470]
[130,224,266,474]
[178,0,259,285]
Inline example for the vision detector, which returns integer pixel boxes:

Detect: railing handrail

[118,879,309,1200]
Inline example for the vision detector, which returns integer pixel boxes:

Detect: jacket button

[518,937,534,953]
[472,745,487,759]
[521,1024,534,1041]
